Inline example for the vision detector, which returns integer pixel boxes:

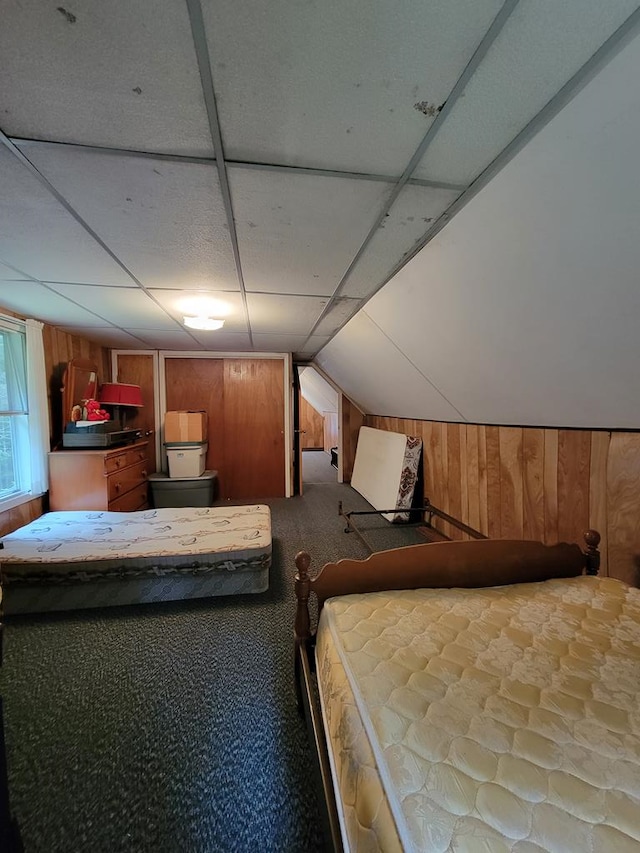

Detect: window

[0,319,31,507]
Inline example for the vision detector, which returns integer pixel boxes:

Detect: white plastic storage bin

[166,442,208,478]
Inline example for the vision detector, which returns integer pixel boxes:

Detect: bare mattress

[316,575,640,852]
[2,506,271,614]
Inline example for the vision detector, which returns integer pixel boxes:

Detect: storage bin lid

[164,441,208,449]
[149,469,217,483]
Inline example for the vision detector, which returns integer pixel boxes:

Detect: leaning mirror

[61,358,98,429]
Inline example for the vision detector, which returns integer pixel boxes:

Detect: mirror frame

[61,358,99,426]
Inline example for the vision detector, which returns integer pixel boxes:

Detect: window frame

[0,315,41,512]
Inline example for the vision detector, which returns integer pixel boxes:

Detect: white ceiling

[317,25,640,429]
[299,367,338,416]
[0,0,639,417]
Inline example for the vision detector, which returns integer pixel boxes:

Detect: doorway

[297,366,338,487]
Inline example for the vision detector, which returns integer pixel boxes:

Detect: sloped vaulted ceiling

[316,27,640,429]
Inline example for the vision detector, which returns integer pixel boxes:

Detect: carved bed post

[294,551,312,713]
[294,551,312,645]
[583,529,601,576]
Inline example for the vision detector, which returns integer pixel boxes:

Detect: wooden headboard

[294,530,601,644]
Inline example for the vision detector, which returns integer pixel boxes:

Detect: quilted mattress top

[321,575,640,852]
[2,506,271,583]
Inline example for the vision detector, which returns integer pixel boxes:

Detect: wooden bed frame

[294,530,601,852]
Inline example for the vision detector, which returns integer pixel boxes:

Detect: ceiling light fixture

[183,315,225,331]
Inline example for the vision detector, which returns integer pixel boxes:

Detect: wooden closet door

[224,359,285,498]
[164,358,225,486]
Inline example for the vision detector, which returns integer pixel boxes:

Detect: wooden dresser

[48,440,149,512]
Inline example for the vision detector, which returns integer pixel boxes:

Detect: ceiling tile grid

[46,284,181,331]
[246,293,327,336]
[150,289,247,334]
[340,183,463,299]
[346,31,640,428]
[58,327,153,349]
[19,144,239,291]
[127,329,251,351]
[0,0,636,419]
[0,147,132,285]
[413,0,640,185]
[0,0,213,155]
[0,264,29,281]
[0,282,117,328]
[228,167,394,296]
[204,0,504,174]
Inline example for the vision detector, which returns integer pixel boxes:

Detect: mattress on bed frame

[2,506,271,614]
[316,575,640,853]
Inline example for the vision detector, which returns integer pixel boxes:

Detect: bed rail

[338,497,486,552]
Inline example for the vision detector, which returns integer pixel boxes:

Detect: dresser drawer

[107,459,148,503]
[109,481,149,512]
[104,444,148,475]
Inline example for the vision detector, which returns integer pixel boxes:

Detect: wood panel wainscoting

[366,416,640,585]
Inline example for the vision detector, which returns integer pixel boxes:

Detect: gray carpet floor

[301,450,336,484]
[1,482,424,853]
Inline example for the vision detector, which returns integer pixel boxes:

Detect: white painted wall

[299,366,338,415]
[317,29,640,429]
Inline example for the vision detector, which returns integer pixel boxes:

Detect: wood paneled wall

[367,416,640,584]
[323,411,338,453]
[43,324,111,451]
[607,433,640,586]
[300,397,324,449]
[341,396,365,483]
[0,318,111,536]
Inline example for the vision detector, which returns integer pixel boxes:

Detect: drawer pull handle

[141,470,148,478]
[114,483,121,492]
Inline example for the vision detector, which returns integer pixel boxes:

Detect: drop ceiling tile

[0,282,114,327]
[0,148,132,284]
[150,290,248,333]
[184,332,253,352]
[229,167,392,296]
[47,284,180,330]
[413,0,640,185]
[126,329,211,350]
[315,312,463,421]
[313,299,362,337]
[252,334,309,352]
[246,294,326,335]
[0,0,212,155]
[341,184,462,298]
[21,145,239,290]
[0,263,29,281]
[58,327,149,348]
[296,336,332,357]
[205,0,503,174]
